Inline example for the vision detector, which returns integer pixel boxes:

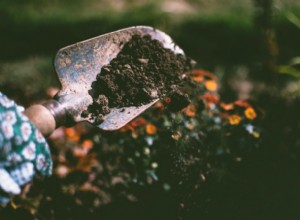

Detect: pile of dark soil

[82,34,193,124]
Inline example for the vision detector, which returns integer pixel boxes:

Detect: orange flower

[145,123,157,135]
[220,112,229,119]
[205,80,218,91]
[220,102,234,111]
[184,104,197,117]
[190,69,217,81]
[65,127,80,142]
[234,100,251,108]
[130,117,147,127]
[154,101,164,109]
[244,107,257,120]
[119,124,134,133]
[192,75,204,83]
[228,114,242,125]
[201,93,219,103]
[76,154,98,172]
[82,139,94,150]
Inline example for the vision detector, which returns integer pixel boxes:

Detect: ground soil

[82,34,193,124]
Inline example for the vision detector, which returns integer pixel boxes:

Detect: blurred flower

[234,100,251,108]
[154,101,164,109]
[130,117,147,127]
[82,139,94,151]
[131,131,139,139]
[189,69,216,82]
[244,107,257,120]
[171,131,181,141]
[119,125,132,133]
[145,137,154,146]
[201,93,220,108]
[75,154,98,172]
[56,165,69,178]
[228,114,242,125]
[143,147,151,155]
[164,97,171,103]
[145,123,157,135]
[205,80,218,91]
[220,102,234,111]
[184,104,197,117]
[252,131,260,138]
[245,124,254,133]
[65,127,80,142]
[151,162,158,169]
[189,69,204,83]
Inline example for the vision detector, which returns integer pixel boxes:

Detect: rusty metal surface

[53,26,184,130]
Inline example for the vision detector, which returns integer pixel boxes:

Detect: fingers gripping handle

[24,100,66,137]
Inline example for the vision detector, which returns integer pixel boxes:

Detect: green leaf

[278,65,300,78]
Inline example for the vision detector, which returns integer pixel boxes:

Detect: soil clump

[82,34,193,124]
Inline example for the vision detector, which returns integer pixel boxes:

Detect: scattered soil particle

[83,34,194,123]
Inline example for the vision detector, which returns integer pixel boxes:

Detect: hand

[0,92,52,205]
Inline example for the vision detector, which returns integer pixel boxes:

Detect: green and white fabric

[0,92,52,205]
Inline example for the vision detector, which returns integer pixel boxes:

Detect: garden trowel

[24,26,184,136]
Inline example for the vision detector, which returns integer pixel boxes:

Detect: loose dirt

[82,34,193,124]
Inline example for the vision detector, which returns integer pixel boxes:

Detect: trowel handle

[24,100,66,137]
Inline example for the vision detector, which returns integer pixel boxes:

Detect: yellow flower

[146,123,157,135]
[205,80,218,91]
[229,114,242,125]
[244,107,257,120]
[252,131,260,138]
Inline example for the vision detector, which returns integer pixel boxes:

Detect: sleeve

[0,92,53,205]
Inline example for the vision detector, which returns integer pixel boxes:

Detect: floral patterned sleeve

[0,92,52,205]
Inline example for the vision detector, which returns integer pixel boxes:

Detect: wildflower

[65,127,80,142]
[184,104,196,117]
[119,125,131,132]
[145,137,154,146]
[191,75,204,83]
[189,69,217,82]
[201,93,219,108]
[145,123,157,135]
[205,80,218,91]
[201,93,219,104]
[56,165,69,178]
[130,117,147,127]
[252,131,260,138]
[244,107,257,120]
[234,100,251,108]
[82,139,94,150]
[228,114,242,125]
[164,97,171,103]
[144,147,151,155]
[151,162,158,169]
[132,131,139,139]
[171,131,181,141]
[245,124,254,133]
[220,102,234,111]
[154,101,164,109]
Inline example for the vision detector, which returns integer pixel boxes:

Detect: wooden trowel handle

[24,100,66,137]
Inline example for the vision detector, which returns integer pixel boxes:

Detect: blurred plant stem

[253,0,279,83]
